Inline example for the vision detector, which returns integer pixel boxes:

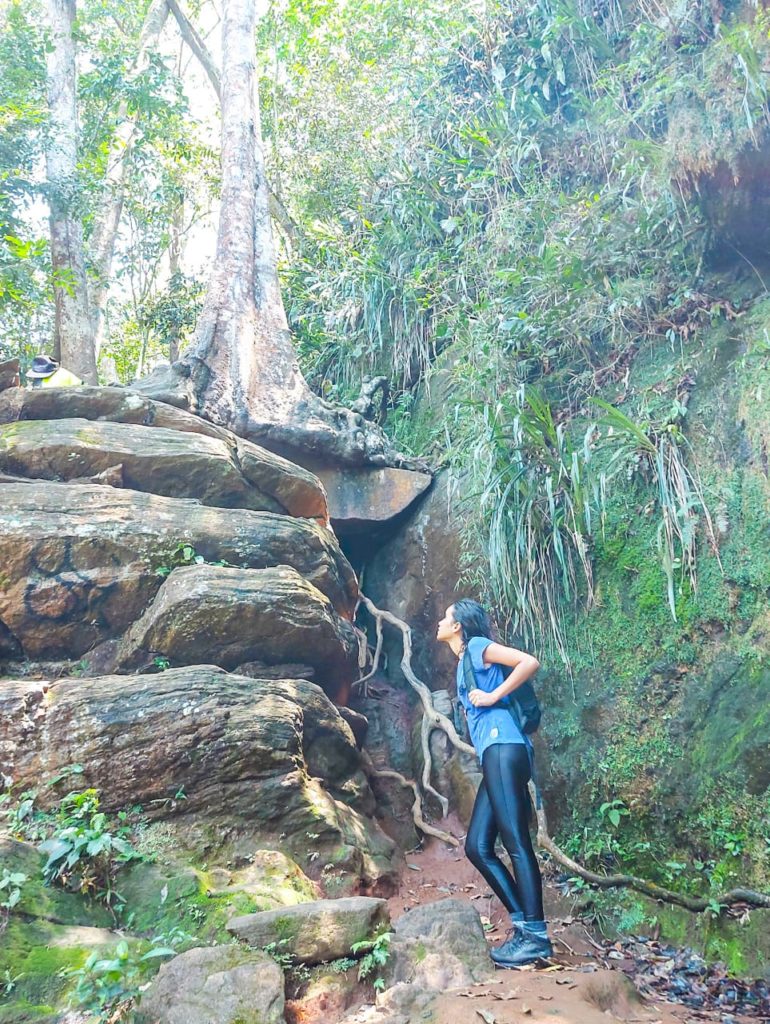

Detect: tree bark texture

[87,0,169,360]
[178,0,307,436]
[45,0,97,383]
[135,0,409,470]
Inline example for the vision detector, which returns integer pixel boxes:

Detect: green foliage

[65,930,187,1023]
[36,789,143,911]
[329,956,356,974]
[0,870,27,932]
[260,939,311,987]
[592,398,721,620]
[455,386,597,663]
[0,0,51,359]
[154,542,206,578]
[351,930,392,991]
[599,799,630,830]
[3,786,144,916]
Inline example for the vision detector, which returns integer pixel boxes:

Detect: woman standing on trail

[436,598,552,967]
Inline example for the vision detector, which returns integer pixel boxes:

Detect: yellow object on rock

[31,366,83,388]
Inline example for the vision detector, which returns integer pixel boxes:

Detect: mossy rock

[0,837,112,929]
[0,917,121,1023]
[624,899,770,980]
[117,851,319,944]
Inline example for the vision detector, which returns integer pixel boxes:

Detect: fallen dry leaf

[492,989,519,1001]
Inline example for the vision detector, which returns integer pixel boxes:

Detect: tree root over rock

[355,592,770,913]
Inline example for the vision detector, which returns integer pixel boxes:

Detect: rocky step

[0,382,229,436]
[0,481,355,662]
[113,564,358,691]
[0,383,434,534]
[135,946,285,1024]
[227,895,390,965]
[0,416,328,521]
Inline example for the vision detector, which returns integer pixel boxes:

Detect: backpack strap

[463,648,524,733]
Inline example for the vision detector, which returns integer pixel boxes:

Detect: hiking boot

[489,929,525,965]
[491,930,553,968]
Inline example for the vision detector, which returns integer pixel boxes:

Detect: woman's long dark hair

[452,599,492,646]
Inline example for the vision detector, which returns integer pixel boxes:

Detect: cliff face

[539,289,770,882]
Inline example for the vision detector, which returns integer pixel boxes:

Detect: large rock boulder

[135,945,285,1024]
[0,481,355,661]
[0,417,328,520]
[315,465,431,539]
[227,896,389,964]
[0,358,19,391]
[0,385,432,533]
[114,564,358,691]
[0,668,395,887]
[384,898,493,989]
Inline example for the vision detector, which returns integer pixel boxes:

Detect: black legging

[465,742,544,921]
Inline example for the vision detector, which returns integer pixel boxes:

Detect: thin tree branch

[166,0,222,98]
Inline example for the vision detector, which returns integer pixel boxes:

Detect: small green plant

[154,543,205,578]
[0,869,27,933]
[153,656,171,671]
[154,544,238,579]
[599,799,630,829]
[2,788,39,838]
[37,789,143,913]
[0,869,27,911]
[2,968,23,996]
[351,931,392,992]
[329,956,356,973]
[260,940,311,986]
[66,931,185,1023]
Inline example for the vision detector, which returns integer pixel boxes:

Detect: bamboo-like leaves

[591,399,721,620]
[463,387,597,666]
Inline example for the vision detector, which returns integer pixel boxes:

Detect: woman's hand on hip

[468,688,496,708]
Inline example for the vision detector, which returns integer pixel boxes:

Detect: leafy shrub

[351,931,393,992]
[66,931,187,1023]
[38,789,142,911]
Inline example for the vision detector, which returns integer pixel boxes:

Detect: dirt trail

[383,825,761,1024]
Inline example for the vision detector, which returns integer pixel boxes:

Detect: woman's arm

[468,642,540,708]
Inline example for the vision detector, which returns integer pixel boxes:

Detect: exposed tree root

[356,591,770,913]
[362,752,458,848]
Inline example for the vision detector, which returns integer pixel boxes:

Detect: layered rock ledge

[0,481,356,662]
[0,667,396,887]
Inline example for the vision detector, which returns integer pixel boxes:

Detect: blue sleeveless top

[456,636,526,762]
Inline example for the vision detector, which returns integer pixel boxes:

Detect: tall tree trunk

[88,0,169,361]
[167,199,183,363]
[46,0,96,383]
[135,0,403,469]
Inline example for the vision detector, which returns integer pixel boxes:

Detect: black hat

[26,355,59,379]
